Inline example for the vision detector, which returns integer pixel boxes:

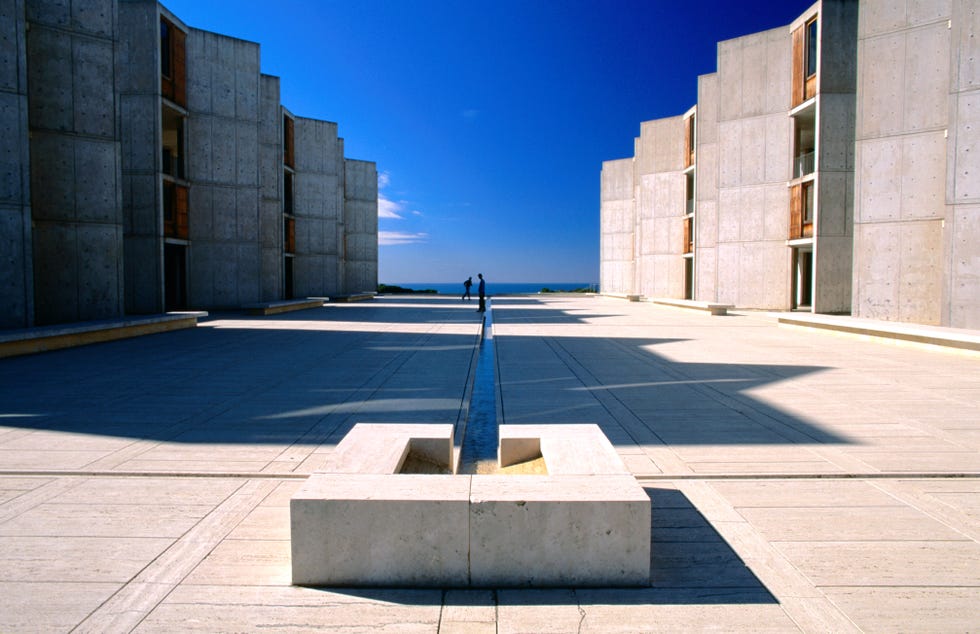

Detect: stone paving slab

[0,296,977,631]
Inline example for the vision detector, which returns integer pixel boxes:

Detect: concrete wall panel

[763,186,790,241]
[950,92,980,201]
[739,117,767,184]
[817,171,851,236]
[72,37,115,137]
[857,32,906,138]
[856,136,901,222]
[26,26,72,131]
[949,203,980,328]
[905,23,950,131]
[74,138,119,223]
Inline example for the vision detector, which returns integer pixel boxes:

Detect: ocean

[383,282,598,295]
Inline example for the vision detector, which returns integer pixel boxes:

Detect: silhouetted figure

[462,277,473,301]
[477,273,486,312]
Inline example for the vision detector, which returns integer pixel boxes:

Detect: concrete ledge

[0,312,207,359]
[324,423,454,474]
[329,293,375,303]
[244,298,324,315]
[499,424,631,475]
[602,293,642,302]
[651,298,733,315]
[777,313,980,353]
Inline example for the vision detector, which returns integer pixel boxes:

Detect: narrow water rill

[458,300,500,474]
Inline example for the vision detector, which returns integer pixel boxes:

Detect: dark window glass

[806,19,818,77]
[161,20,171,78]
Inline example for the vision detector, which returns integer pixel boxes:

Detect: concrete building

[0,0,378,328]
[601,0,978,329]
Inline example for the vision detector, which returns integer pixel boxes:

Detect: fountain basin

[290,423,650,587]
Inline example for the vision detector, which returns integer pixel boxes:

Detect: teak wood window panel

[284,216,296,253]
[683,216,694,254]
[789,182,814,240]
[160,17,186,107]
[283,115,295,168]
[791,16,818,107]
[163,181,189,240]
[684,114,696,168]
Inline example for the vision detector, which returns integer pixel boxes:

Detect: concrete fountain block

[323,423,454,474]
[291,423,651,587]
[469,474,651,586]
[290,473,470,586]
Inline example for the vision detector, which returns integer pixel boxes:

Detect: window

[805,18,818,78]
[802,181,814,224]
[160,17,186,106]
[284,171,294,215]
[162,106,185,179]
[283,115,295,168]
[160,20,171,78]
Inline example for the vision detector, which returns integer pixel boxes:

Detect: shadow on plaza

[310,487,775,605]
[0,296,847,448]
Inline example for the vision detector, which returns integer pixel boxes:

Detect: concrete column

[599,158,635,295]
[0,0,34,328]
[292,117,343,297]
[344,159,379,294]
[258,74,282,301]
[26,0,124,325]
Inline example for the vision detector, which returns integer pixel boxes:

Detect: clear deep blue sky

[163,0,816,284]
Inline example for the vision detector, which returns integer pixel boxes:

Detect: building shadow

[307,486,775,605]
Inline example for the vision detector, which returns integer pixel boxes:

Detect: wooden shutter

[791,25,804,107]
[790,184,802,239]
[172,27,186,107]
[175,184,189,239]
[284,117,295,168]
[683,116,692,169]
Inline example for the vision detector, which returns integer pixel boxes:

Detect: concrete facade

[344,159,380,294]
[853,0,979,328]
[602,0,975,328]
[25,0,125,326]
[0,0,32,328]
[0,0,378,328]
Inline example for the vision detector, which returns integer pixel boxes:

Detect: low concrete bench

[0,311,207,359]
[652,298,733,316]
[777,313,980,353]
[329,293,375,303]
[244,298,324,315]
[291,423,650,587]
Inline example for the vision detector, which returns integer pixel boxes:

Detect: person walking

[477,273,486,312]
[462,277,473,301]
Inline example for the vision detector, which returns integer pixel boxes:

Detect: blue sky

[163,0,817,284]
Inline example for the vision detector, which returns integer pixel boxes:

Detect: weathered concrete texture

[26,3,124,325]
[634,117,685,298]
[185,28,262,308]
[943,0,980,328]
[258,75,282,301]
[344,158,379,294]
[292,117,344,297]
[0,0,33,328]
[600,158,634,294]
[713,26,794,310]
[695,73,720,302]
[117,1,166,315]
[852,0,972,327]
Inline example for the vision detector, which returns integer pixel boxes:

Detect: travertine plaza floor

[0,295,978,633]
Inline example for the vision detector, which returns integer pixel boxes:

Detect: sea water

[386,282,597,295]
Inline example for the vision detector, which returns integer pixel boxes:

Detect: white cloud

[379,231,428,246]
[378,194,404,219]
[377,171,391,189]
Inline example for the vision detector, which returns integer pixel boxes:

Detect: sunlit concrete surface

[0,296,978,632]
